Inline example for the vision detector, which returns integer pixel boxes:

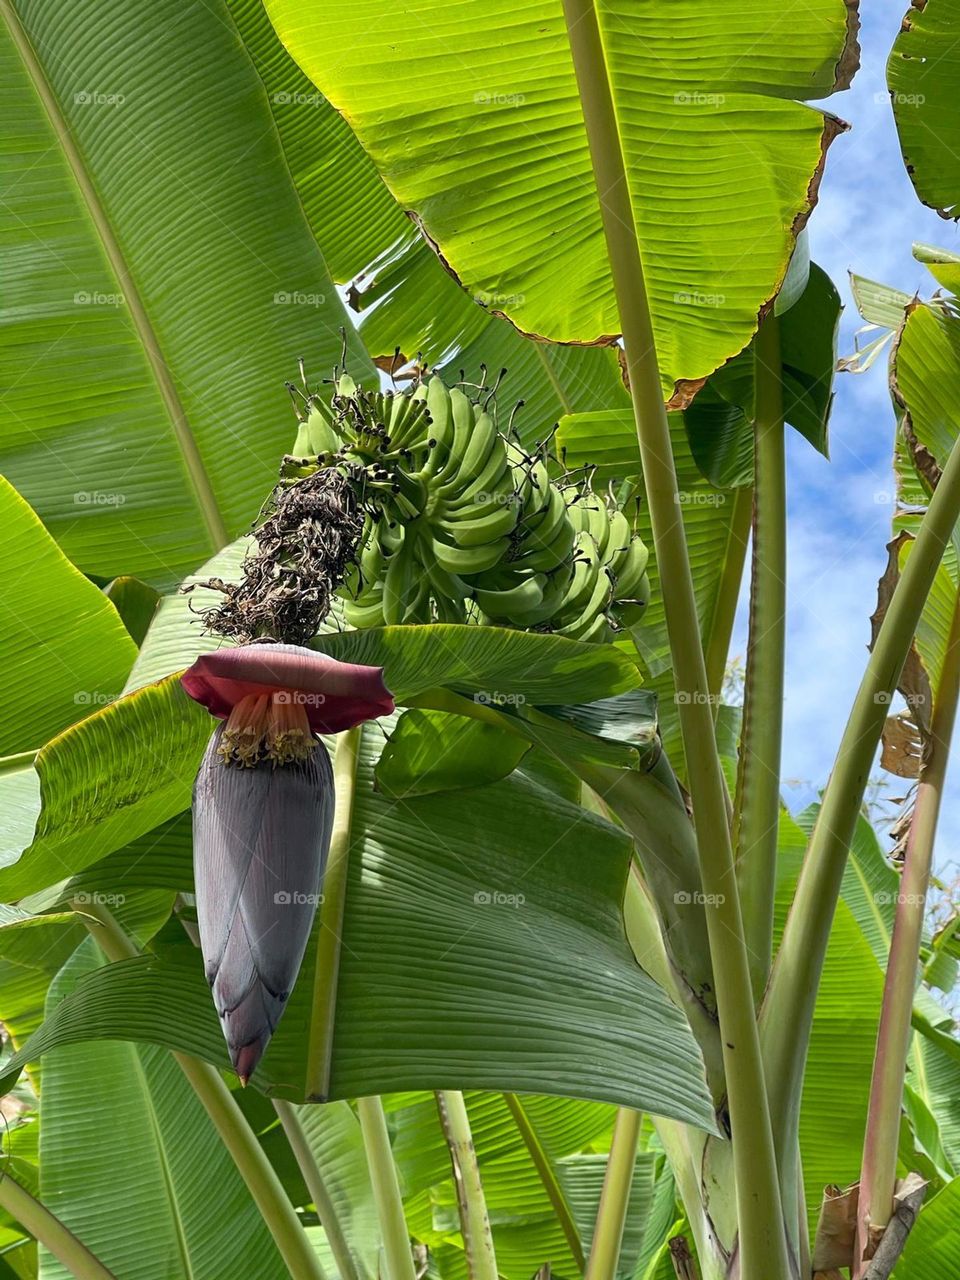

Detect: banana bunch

[286,370,650,642]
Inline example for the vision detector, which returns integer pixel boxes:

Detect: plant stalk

[760,428,960,1170]
[584,1108,641,1280]
[74,899,327,1280]
[734,313,787,1000]
[356,1096,416,1280]
[503,1093,586,1272]
[853,588,960,1275]
[560,2,790,1274]
[306,724,362,1101]
[435,1091,499,1280]
[0,1172,117,1280]
[273,1099,361,1280]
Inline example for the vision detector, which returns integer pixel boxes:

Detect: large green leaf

[893,1175,960,1276]
[267,0,855,389]
[0,677,209,900]
[38,943,290,1280]
[889,0,960,217]
[0,893,174,1062]
[0,477,136,755]
[311,624,643,705]
[228,0,635,446]
[0,734,715,1127]
[0,0,372,586]
[684,262,841,483]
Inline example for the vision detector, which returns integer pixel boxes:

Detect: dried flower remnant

[182,644,394,1083]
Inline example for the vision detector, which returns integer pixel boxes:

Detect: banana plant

[2,1,960,1280]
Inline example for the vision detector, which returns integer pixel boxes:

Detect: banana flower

[181,644,393,1083]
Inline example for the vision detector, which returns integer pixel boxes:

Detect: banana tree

[2,0,960,1279]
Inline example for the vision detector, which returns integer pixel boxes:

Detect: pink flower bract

[181,642,394,733]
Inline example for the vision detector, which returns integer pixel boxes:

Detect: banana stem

[734,313,787,1000]
[503,1093,586,1272]
[560,2,789,1275]
[760,427,960,1173]
[306,724,362,1101]
[356,1096,417,1280]
[435,1092,499,1280]
[73,900,326,1280]
[584,1108,641,1280]
[273,1100,362,1280]
[0,1173,117,1280]
[854,587,960,1275]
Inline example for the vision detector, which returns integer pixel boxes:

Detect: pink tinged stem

[854,590,960,1275]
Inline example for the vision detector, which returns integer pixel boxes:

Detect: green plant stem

[560,3,789,1275]
[306,724,362,1101]
[73,899,327,1280]
[503,1093,585,1272]
[584,1108,641,1280]
[705,485,753,705]
[435,1092,499,1280]
[734,313,787,1000]
[0,1172,117,1280]
[273,1099,361,1280]
[356,1096,416,1280]
[760,429,960,1170]
[854,588,960,1276]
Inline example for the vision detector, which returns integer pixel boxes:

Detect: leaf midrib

[0,0,228,554]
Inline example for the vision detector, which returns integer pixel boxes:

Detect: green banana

[610,537,650,600]
[446,449,514,510]
[432,387,477,491]
[382,539,419,625]
[436,499,518,547]
[343,590,387,629]
[438,408,500,497]
[474,572,546,617]
[429,535,511,576]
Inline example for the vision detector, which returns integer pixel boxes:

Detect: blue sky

[737,0,960,871]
